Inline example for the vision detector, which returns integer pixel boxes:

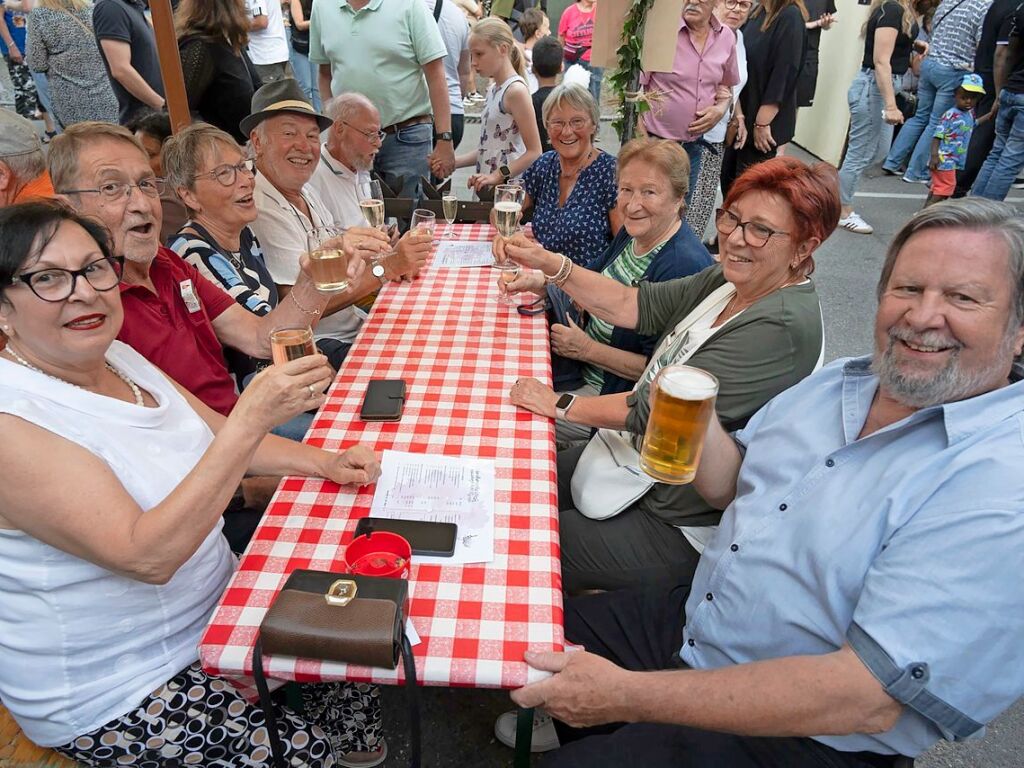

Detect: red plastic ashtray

[344,531,412,579]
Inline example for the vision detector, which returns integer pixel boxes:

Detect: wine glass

[410,208,436,244]
[493,184,525,265]
[494,262,520,305]
[442,193,458,239]
[357,178,386,232]
[306,225,349,292]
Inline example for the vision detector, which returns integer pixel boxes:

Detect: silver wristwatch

[554,392,576,420]
[371,262,387,285]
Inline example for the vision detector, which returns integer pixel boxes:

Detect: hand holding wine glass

[410,208,436,245]
[357,179,386,231]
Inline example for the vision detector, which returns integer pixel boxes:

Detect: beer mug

[639,365,718,484]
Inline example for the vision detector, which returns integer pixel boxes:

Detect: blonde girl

[457,18,542,194]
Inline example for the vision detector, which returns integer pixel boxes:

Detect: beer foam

[658,366,718,399]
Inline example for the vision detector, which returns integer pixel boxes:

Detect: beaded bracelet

[288,290,323,317]
[543,254,571,285]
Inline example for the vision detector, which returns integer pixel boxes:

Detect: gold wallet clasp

[325,579,358,607]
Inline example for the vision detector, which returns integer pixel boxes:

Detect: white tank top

[476,73,528,179]
[0,341,235,746]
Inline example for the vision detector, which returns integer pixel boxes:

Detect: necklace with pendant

[3,344,144,406]
[560,148,595,180]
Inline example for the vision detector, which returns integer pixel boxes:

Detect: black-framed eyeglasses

[11,255,125,302]
[715,208,789,248]
[192,158,255,187]
[723,0,753,10]
[59,178,166,201]
[342,121,386,143]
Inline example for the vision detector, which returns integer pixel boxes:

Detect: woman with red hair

[502,156,840,593]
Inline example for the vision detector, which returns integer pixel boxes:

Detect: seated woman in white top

[0,202,388,767]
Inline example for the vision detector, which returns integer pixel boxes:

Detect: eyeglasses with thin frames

[715,209,789,248]
[192,158,255,187]
[546,117,590,133]
[723,0,753,10]
[11,255,125,302]
[342,121,386,143]
[59,178,166,201]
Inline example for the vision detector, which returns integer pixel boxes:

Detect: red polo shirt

[117,246,239,415]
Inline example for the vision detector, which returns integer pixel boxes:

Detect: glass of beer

[639,365,719,484]
[307,226,349,292]
[442,194,458,238]
[270,325,315,366]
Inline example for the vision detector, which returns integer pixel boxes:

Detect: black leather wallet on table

[253,569,421,768]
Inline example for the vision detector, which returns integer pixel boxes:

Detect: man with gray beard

[511,198,1024,767]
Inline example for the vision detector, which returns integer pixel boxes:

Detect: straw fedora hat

[239,78,333,137]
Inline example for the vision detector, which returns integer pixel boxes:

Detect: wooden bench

[0,703,78,767]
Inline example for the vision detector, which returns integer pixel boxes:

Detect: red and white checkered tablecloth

[199,223,563,692]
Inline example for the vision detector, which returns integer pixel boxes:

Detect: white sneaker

[838,212,874,234]
[494,709,560,752]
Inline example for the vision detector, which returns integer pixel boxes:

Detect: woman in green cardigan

[504,156,841,592]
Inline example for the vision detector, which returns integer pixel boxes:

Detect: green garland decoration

[608,0,656,141]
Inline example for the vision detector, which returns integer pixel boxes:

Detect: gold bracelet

[553,258,574,287]
[543,254,571,285]
[288,289,322,317]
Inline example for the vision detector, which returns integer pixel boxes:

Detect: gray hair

[0,148,46,185]
[324,92,379,125]
[541,84,600,137]
[877,198,1024,327]
[162,122,240,200]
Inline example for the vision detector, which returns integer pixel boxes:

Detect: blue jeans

[289,47,322,112]
[681,140,704,207]
[883,58,964,181]
[581,61,603,106]
[374,120,432,201]
[971,89,1024,201]
[270,410,315,442]
[839,69,898,205]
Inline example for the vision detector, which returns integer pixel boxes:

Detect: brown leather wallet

[258,569,408,669]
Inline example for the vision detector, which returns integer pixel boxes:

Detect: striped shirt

[581,237,667,390]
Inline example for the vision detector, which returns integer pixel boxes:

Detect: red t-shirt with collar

[117,246,239,415]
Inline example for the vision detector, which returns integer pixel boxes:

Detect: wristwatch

[554,393,577,420]
[434,131,454,142]
[499,163,512,182]
[371,262,387,285]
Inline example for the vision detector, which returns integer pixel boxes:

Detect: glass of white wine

[410,208,436,244]
[357,179,386,231]
[493,184,524,267]
[442,194,458,239]
[307,226,349,292]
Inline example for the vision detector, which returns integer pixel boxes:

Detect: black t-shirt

[975,0,1021,76]
[532,85,555,153]
[92,0,165,123]
[290,0,313,55]
[740,6,807,145]
[861,1,919,75]
[179,35,261,143]
[1005,6,1024,93]
[803,0,837,53]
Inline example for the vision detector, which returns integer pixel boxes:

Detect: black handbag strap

[253,634,421,768]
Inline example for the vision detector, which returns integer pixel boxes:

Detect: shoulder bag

[570,283,735,519]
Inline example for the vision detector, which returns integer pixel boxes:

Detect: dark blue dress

[521,150,618,265]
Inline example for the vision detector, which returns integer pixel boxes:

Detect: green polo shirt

[309,0,447,128]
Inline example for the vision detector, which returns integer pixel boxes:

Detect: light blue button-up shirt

[681,357,1024,757]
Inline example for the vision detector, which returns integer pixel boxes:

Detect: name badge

[179,279,202,314]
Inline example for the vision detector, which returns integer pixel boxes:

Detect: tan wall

[793,0,875,164]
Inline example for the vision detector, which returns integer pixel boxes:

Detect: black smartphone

[359,379,406,421]
[353,517,458,557]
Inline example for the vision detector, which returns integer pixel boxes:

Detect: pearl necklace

[3,344,145,407]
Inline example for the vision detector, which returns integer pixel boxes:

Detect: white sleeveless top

[476,73,528,180]
[0,341,235,746]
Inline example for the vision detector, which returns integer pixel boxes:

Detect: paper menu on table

[433,240,495,268]
[369,450,495,564]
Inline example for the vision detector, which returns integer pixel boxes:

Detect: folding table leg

[513,707,534,768]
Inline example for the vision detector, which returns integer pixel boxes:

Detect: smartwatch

[499,163,512,182]
[371,262,387,285]
[434,131,454,142]
[554,392,576,420]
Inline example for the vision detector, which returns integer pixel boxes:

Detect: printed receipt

[433,240,495,268]
[369,450,495,564]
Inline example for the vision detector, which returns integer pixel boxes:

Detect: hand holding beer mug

[639,365,718,484]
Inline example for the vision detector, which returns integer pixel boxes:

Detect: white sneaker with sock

[494,709,561,753]
[838,212,874,234]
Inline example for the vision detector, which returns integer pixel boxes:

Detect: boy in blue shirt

[927,74,985,206]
